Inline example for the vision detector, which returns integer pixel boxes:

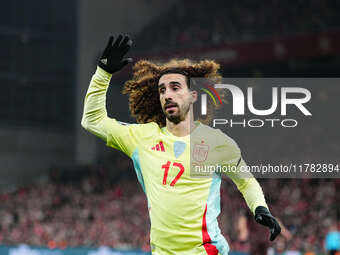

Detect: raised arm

[81,65,116,141]
[81,35,137,156]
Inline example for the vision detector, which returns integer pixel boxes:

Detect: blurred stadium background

[0,0,339,255]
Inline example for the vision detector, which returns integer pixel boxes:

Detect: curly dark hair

[123,59,225,127]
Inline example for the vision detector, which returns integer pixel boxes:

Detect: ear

[190,90,198,103]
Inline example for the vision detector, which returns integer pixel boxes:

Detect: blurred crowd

[0,170,149,250]
[135,0,340,51]
[0,168,338,254]
[222,178,339,255]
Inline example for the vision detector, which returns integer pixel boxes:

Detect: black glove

[98,34,133,74]
[255,206,281,241]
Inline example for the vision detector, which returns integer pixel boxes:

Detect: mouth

[164,103,178,112]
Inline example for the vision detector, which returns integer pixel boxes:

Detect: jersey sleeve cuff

[95,66,113,80]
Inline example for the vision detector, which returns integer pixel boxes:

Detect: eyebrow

[158,81,182,87]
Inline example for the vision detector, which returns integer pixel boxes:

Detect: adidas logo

[151,141,165,152]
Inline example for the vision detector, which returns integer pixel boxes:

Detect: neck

[166,110,196,137]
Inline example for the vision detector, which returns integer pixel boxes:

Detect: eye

[159,88,165,94]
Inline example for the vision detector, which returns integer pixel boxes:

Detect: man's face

[158,73,196,124]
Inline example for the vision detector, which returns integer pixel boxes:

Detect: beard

[163,101,191,124]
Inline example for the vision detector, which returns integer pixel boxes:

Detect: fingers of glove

[101,36,114,59]
[105,36,114,49]
[119,35,131,48]
[269,223,281,241]
[113,34,123,48]
[118,58,133,69]
[119,40,133,57]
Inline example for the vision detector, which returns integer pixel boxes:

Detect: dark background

[0,0,339,254]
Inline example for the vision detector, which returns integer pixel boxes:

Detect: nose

[163,88,174,101]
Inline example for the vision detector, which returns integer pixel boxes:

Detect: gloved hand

[98,34,133,74]
[255,206,281,241]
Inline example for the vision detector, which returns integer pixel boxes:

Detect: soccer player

[81,35,281,255]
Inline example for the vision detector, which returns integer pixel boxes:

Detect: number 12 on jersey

[162,161,184,186]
